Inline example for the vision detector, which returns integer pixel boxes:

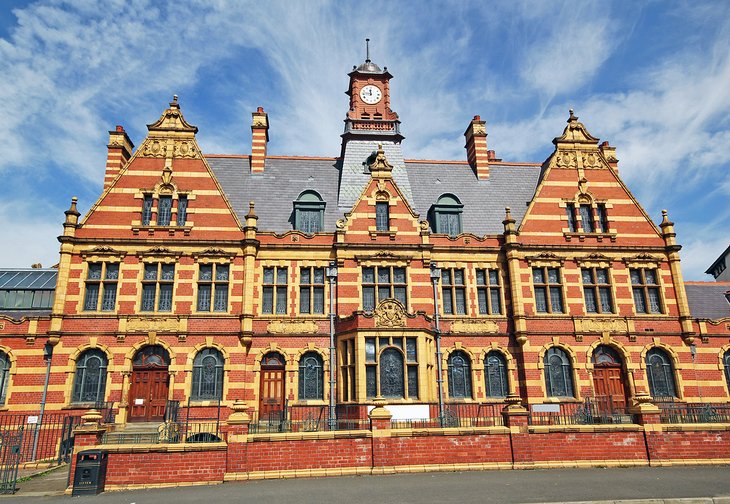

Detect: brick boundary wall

[68,410,730,491]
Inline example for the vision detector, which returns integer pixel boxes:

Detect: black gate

[0,427,24,494]
[57,415,82,465]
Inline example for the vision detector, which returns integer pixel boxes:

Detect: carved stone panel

[450,320,499,334]
[574,318,628,334]
[126,317,180,333]
[266,320,319,334]
[374,300,407,328]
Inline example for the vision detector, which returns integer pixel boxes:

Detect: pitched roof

[685,282,730,320]
[206,155,541,235]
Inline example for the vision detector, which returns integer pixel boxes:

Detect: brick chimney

[105,125,134,190]
[464,115,489,180]
[250,107,269,174]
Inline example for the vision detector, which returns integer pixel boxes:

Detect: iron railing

[658,402,730,424]
[0,412,84,463]
[390,403,505,429]
[528,398,635,426]
[249,403,371,434]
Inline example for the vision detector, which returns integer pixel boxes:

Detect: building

[706,245,730,281]
[2,53,730,484]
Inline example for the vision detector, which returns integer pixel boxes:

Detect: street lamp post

[32,341,54,461]
[430,262,445,427]
[326,261,339,431]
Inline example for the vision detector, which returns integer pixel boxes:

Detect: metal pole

[431,273,444,427]
[32,342,53,461]
[328,270,336,431]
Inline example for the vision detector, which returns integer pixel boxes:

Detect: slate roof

[685,282,730,320]
[207,154,541,236]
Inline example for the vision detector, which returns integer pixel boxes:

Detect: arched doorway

[129,345,170,422]
[259,352,286,421]
[591,345,629,412]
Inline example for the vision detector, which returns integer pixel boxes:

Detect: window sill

[541,397,582,404]
[563,231,616,243]
[133,225,192,237]
[188,399,224,406]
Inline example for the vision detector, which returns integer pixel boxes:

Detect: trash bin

[72,450,108,496]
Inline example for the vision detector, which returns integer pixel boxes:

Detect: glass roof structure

[0,269,57,311]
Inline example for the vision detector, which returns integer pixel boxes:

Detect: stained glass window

[192,348,224,400]
[646,348,677,398]
[262,266,288,314]
[197,264,229,312]
[477,268,502,315]
[447,351,472,399]
[141,263,175,312]
[298,352,323,400]
[362,266,407,311]
[380,348,404,398]
[375,202,390,231]
[0,352,10,405]
[533,267,564,313]
[582,268,613,314]
[157,196,172,226]
[430,194,463,237]
[566,203,577,232]
[597,204,609,233]
[544,347,574,398]
[141,195,153,225]
[84,263,118,312]
[364,336,418,400]
[176,195,188,226]
[485,351,508,398]
[133,345,170,367]
[300,267,325,314]
[724,351,730,395]
[442,269,466,315]
[293,191,325,233]
[631,268,663,314]
[72,349,108,403]
[579,204,594,232]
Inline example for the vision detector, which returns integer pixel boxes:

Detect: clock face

[359,85,382,105]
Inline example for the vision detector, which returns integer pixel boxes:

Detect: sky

[0,0,728,280]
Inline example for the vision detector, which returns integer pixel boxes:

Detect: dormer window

[429,194,463,237]
[293,190,325,233]
[375,202,389,231]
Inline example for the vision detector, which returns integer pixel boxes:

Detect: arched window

[646,348,677,399]
[293,190,325,233]
[191,348,224,400]
[484,351,508,398]
[447,350,472,399]
[298,352,324,400]
[72,349,108,404]
[379,348,405,398]
[544,347,574,398]
[724,350,730,394]
[0,352,10,405]
[429,194,463,237]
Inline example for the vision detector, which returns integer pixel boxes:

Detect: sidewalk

[5,464,68,498]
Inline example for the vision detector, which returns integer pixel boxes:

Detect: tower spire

[365,38,370,63]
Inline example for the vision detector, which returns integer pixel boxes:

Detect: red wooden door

[129,369,169,422]
[259,369,285,420]
[593,366,627,411]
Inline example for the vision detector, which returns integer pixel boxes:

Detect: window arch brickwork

[191,348,225,400]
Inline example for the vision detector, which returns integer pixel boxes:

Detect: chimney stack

[251,107,269,174]
[105,125,134,190]
[464,115,489,180]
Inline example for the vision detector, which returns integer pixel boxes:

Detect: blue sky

[0,0,728,280]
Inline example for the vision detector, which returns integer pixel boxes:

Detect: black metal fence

[528,398,635,426]
[391,403,505,429]
[658,402,730,424]
[249,403,371,434]
[0,412,84,463]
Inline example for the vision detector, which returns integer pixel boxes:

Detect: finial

[173,95,179,102]
[568,108,577,122]
[365,38,370,62]
[249,201,255,212]
[505,207,512,219]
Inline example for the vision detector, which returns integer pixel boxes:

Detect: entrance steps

[102,421,164,444]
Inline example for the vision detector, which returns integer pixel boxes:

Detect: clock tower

[338,41,412,211]
[342,39,402,144]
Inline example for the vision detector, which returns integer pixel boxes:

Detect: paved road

[10,466,730,503]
